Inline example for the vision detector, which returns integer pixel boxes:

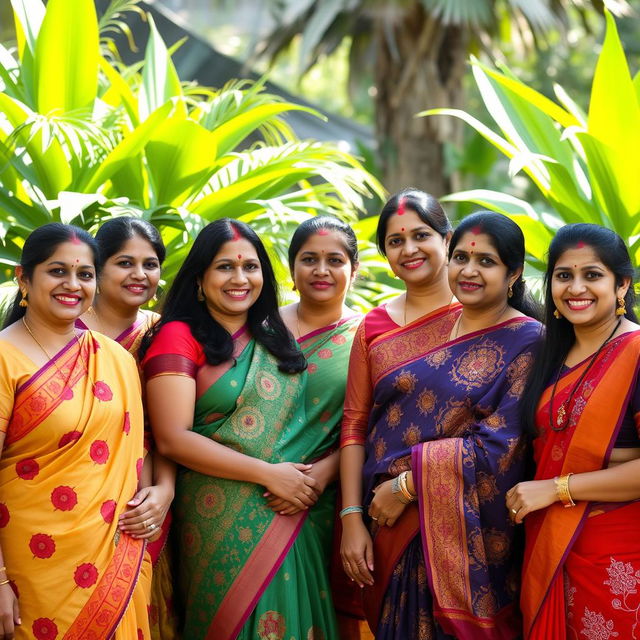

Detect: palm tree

[235,0,631,196]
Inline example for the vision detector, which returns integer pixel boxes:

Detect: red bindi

[470,226,482,236]
[237,255,242,260]
[470,241,476,247]
[401,228,405,232]
[396,197,407,216]
[316,228,329,236]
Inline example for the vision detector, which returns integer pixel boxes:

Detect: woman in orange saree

[77,217,177,639]
[508,224,640,640]
[0,223,150,639]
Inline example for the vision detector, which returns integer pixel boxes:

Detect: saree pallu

[359,313,541,640]
[111,312,177,640]
[522,331,640,640]
[144,324,338,640]
[0,332,150,640]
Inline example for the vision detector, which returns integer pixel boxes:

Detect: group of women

[0,188,638,640]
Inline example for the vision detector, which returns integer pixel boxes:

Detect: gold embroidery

[476,472,499,504]
[483,412,506,431]
[393,369,418,394]
[374,436,387,462]
[506,352,533,397]
[472,585,498,617]
[386,403,403,428]
[416,389,437,415]
[497,437,524,475]
[450,339,506,391]
[402,423,422,447]
[484,527,510,565]
[435,398,474,437]
[424,347,452,369]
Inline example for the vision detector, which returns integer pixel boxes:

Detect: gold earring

[553,308,561,319]
[616,296,626,316]
[507,284,514,299]
[19,290,28,307]
[197,284,205,302]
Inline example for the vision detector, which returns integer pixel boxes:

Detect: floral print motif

[393,369,418,394]
[450,339,505,391]
[16,458,39,480]
[92,380,113,401]
[51,486,78,511]
[90,440,110,464]
[580,608,619,639]
[386,403,403,428]
[32,617,58,639]
[58,430,82,448]
[0,503,9,528]
[100,499,117,524]
[30,533,56,559]
[257,610,286,640]
[123,412,131,434]
[74,562,99,588]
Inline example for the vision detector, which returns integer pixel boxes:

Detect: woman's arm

[507,457,640,524]
[340,443,374,587]
[0,433,21,638]
[119,452,176,539]
[147,374,318,509]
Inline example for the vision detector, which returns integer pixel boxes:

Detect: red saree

[522,331,640,640]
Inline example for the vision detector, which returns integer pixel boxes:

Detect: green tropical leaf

[138,14,182,121]
[35,0,99,114]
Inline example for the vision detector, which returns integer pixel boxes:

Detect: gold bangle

[398,471,417,503]
[391,474,411,504]
[554,473,575,508]
[0,578,10,586]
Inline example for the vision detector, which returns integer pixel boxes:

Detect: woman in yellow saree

[0,224,151,640]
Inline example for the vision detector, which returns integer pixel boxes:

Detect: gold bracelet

[398,471,417,503]
[0,578,10,586]
[391,474,411,504]
[554,473,575,508]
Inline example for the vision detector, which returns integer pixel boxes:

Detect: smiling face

[98,235,161,312]
[551,245,629,328]
[384,210,448,286]
[18,241,96,326]
[199,238,263,331]
[448,231,518,312]
[292,230,355,306]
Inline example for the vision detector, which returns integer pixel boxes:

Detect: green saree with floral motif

[143,318,359,639]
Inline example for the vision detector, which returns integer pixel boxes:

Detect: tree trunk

[374,3,467,197]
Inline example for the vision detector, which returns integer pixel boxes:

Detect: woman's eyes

[79,271,95,280]
[116,260,159,269]
[48,268,94,279]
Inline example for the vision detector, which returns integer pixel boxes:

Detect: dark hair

[95,217,165,268]
[288,216,359,272]
[140,218,306,373]
[376,188,452,255]
[521,223,637,434]
[449,211,542,320]
[4,223,98,327]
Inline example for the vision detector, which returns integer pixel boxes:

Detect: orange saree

[0,331,151,640]
[522,331,640,640]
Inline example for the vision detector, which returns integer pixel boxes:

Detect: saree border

[523,333,640,637]
[205,511,308,640]
[7,337,87,446]
[63,534,145,640]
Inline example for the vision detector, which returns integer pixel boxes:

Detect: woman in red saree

[0,223,151,639]
[341,209,541,639]
[508,223,640,640]
[77,217,178,639]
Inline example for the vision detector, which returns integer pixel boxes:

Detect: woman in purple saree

[341,211,542,639]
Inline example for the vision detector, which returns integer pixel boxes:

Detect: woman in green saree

[140,218,340,639]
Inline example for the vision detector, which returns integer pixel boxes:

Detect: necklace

[88,304,106,334]
[549,318,622,432]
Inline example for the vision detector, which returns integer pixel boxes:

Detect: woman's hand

[341,514,374,588]
[0,582,20,639]
[368,479,407,527]
[119,484,174,539]
[263,462,318,509]
[264,496,303,516]
[506,479,557,524]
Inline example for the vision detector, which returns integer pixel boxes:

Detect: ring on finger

[371,516,378,521]
[142,519,148,529]
[511,508,517,515]
[148,523,158,531]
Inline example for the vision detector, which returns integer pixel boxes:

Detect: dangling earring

[197,284,205,302]
[616,296,626,316]
[507,284,514,299]
[553,308,561,319]
[19,289,28,308]
[96,284,101,295]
